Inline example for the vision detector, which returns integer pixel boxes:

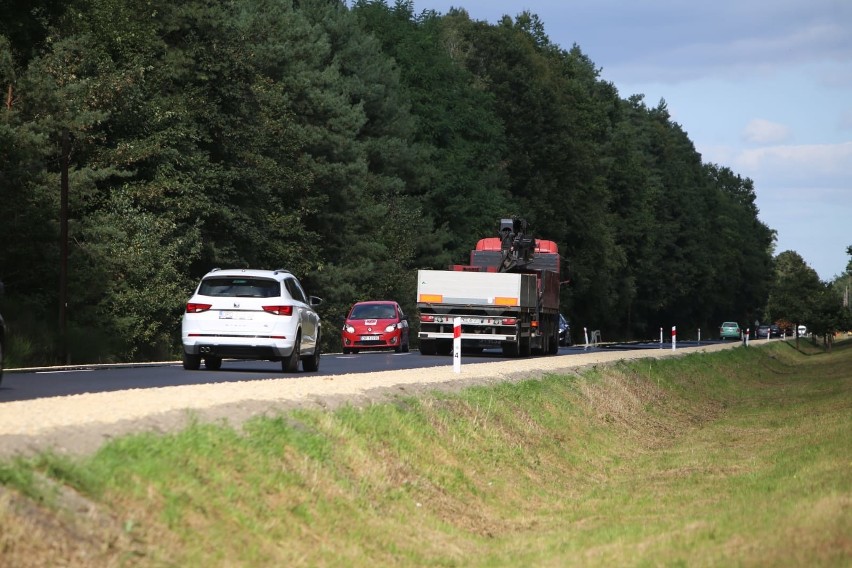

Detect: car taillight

[186,303,212,313]
[263,305,293,316]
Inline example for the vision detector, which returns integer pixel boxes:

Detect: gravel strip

[0,342,738,458]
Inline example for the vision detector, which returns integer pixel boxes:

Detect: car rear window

[723,322,737,327]
[199,277,280,298]
[349,304,397,320]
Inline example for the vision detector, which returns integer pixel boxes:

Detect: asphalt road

[0,340,725,403]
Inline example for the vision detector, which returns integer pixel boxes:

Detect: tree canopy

[1,0,814,364]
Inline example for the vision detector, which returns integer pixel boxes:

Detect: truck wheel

[437,340,453,355]
[502,341,520,357]
[419,339,438,356]
[548,330,559,354]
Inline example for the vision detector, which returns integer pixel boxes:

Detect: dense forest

[0,0,789,364]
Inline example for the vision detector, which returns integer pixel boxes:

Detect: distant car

[181,268,323,372]
[342,301,409,354]
[797,325,808,336]
[558,313,572,346]
[755,324,781,339]
[719,321,741,341]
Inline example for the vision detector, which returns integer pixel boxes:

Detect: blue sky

[408,0,852,281]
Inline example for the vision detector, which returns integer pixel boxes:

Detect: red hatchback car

[341,301,410,354]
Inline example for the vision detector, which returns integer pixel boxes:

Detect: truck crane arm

[499,217,535,272]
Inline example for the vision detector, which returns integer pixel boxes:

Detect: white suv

[181,268,322,372]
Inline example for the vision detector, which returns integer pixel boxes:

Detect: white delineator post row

[672,325,677,350]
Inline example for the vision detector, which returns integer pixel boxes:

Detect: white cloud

[742,119,791,144]
[732,141,852,189]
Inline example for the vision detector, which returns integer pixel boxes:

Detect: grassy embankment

[1,340,850,567]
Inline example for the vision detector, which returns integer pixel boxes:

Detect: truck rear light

[263,305,293,316]
[502,318,517,325]
[421,315,435,322]
[186,303,212,313]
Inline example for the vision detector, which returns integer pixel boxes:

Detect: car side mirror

[309,296,323,306]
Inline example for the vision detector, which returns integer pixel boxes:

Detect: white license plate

[219,311,252,320]
[360,335,380,341]
[462,317,482,324]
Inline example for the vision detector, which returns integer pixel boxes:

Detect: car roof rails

[273,268,291,275]
[209,267,221,272]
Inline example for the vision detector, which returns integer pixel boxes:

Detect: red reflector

[186,303,212,313]
[263,305,293,316]
[421,315,435,322]
[502,318,517,325]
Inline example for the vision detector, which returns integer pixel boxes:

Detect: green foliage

[1,0,793,362]
[766,250,822,328]
[1,343,850,565]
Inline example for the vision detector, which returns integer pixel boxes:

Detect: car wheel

[302,337,321,372]
[183,352,201,371]
[204,356,222,371]
[402,339,410,353]
[282,334,301,372]
[342,348,351,355]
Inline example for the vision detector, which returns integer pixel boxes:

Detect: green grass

[1,340,850,567]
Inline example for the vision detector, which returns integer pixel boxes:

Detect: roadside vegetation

[2,0,786,366]
[1,341,849,566]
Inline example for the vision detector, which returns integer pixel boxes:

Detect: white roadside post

[453,317,461,373]
[660,327,663,347]
[745,328,749,347]
[672,325,677,350]
[584,327,589,350]
[698,328,701,343]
